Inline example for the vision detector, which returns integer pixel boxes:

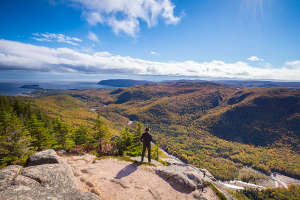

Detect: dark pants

[141,143,151,163]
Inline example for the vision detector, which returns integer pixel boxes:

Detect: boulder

[0,151,100,200]
[21,164,77,192]
[155,163,215,193]
[27,149,59,166]
[155,165,198,193]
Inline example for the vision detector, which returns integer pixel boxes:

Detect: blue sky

[0,0,300,81]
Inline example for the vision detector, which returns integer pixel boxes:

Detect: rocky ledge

[0,150,99,200]
[155,160,233,200]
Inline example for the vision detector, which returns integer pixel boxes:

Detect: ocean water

[0,81,115,96]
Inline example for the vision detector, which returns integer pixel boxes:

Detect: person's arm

[149,134,153,142]
[140,133,144,142]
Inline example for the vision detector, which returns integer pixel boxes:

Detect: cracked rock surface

[0,150,99,200]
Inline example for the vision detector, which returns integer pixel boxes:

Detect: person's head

[145,127,150,132]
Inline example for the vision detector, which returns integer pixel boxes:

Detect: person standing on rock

[140,127,152,163]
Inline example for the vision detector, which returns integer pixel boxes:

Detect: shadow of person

[115,163,138,179]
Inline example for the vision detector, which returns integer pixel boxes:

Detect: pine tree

[115,127,134,156]
[0,96,11,113]
[133,122,144,145]
[0,111,32,168]
[94,115,111,154]
[74,125,93,145]
[53,118,74,150]
[28,114,55,151]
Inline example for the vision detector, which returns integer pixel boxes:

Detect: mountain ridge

[98,79,152,87]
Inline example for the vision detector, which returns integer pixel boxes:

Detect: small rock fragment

[91,188,101,196]
[80,177,86,182]
[148,188,161,200]
[193,192,207,200]
[86,181,94,187]
[111,178,130,189]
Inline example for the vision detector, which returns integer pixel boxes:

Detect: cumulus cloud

[248,56,264,62]
[32,33,82,46]
[68,0,181,36]
[87,32,100,42]
[1,39,300,80]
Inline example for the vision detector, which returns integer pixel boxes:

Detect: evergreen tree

[0,111,32,168]
[115,127,134,155]
[53,118,74,150]
[93,115,110,154]
[133,122,144,145]
[74,125,93,145]
[28,114,55,151]
[121,127,133,148]
[0,96,11,113]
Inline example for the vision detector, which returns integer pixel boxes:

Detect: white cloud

[86,12,103,25]
[1,39,300,81]
[68,0,181,36]
[87,32,100,42]
[248,56,264,62]
[150,51,159,55]
[285,60,300,68]
[33,33,82,46]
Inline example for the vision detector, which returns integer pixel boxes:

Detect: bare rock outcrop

[155,164,205,193]
[27,149,59,166]
[155,163,234,200]
[0,150,100,200]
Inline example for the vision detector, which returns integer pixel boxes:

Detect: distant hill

[20,84,42,89]
[215,80,300,88]
[197,88,300,147]
[97,79,152,87]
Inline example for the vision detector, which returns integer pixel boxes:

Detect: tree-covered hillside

[0,95,70,167]
[0,95,113,168]
[56,81,300,181]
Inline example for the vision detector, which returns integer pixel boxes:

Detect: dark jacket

[140,132,152,144]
